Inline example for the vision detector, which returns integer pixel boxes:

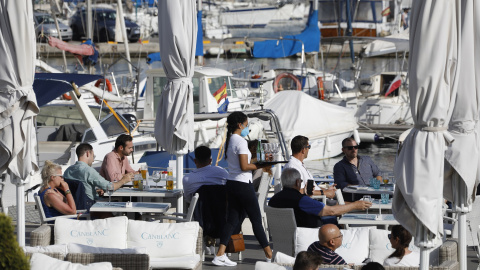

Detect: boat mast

[87,0,93,74]
[116,0,133,78]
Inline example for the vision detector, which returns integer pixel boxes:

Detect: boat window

[36,15,55,24]
[36,106,109,126]
[318,1,383,23]
[207,76,236,98]
[152,76,201,114]
[81,114,134,143]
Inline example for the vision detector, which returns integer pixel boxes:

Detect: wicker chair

[264,206,297,257]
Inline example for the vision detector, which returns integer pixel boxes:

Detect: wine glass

[152,170,161,189]
[363,195,372,215]
[107,182,114,205]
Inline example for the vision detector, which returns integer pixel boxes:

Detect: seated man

[100,134,138,182]
[64,143,132,203]
[293,251,324,270]
[268,168,371,228]
[182,146,228,203]
[284,135,336,199]
[333,137,382,201]
[307,224,350,266]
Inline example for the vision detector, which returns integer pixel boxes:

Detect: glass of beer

[133,174,141,189]
[166,167,174,190]
[141,165,148,180]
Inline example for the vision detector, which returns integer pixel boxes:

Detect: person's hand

[265,153,273,161]
[97,189,105,196]
[324,189,336,199]
[355,199,372,210]
[59,181,70,192]
[121,173,133,183]
[327,184,337,190]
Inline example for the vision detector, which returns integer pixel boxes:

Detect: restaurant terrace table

[110,188,183,198]
[338,213,399,229]
[368,199,392,214]
[89,202,170,214]
[342,185,394,201]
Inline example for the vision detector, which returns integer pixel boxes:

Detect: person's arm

[91,168,131,192]
[124,159,136,174]
[319,200,372,216]
[239,154,259,171]
[370,158,382,180]
[333,163,349,190]
[44,183,76,215]
[114,173,133,190]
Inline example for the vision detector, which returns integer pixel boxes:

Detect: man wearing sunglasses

[333,137,382,200]
[284,135,336,199]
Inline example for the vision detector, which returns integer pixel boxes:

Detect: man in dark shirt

[333,137,382,201]
[307,224,350,266]
[268,168,371,228]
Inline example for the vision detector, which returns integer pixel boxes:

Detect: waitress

[212,112,273,267]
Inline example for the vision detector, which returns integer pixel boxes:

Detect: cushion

[54,216,128,248]
[68,243,147,254]
[255,261,291,270]
[149,255,201,269]
[274,252,296,265]
[336,227,372,264]
[295,227,319,255]
[30,253,113,270]
[127,220,199,258]
[23,244,68,257]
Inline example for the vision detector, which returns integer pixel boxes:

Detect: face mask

[240,126,250,137]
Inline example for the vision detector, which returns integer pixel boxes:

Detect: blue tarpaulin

[147,10,203,64]
[33,73,103,107]
[139,148,228,174]
[252,9,320,58]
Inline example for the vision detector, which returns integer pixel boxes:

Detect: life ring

[273,72,302,93]
[62,93,72,100]
[317,77,325,100]
[94,78,113,104]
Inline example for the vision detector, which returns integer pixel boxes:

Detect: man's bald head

[318,224,343,251]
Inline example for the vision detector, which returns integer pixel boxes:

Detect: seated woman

[39,160,77,219]
[383,225,420,267]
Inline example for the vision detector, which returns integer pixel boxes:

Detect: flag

[213,82,227,104]
[384,75,402,97]
[217,98,229,113]
[381,7,391,17]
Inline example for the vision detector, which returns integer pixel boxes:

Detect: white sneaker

[266,257,272,263]
[212,254,237,267]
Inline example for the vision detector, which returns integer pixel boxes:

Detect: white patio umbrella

[0,0,38,246]
[393,1,478,269]
[443,2,480,270]
[154,0,197,213]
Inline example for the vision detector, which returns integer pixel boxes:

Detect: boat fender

[317,77,325,100]
[94,78,113,104]
[62,93,72,100]
[273,72,302,93]
[353,129,361,144]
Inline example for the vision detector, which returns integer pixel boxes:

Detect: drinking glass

[141,165,148,180]
[363,195,372,214]
[107,182,114,205]
[152,170,161,189]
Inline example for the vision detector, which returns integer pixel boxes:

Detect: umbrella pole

[176,155,184,214]
[419,247,429,270]
[458,212,467,270]
[15,179,25,247]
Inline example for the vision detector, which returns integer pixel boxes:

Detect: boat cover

[33,73,102,106]
[252,9,319,58]
[264,91,357,139]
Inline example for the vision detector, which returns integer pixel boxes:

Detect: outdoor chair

[34,193,90,225]
[264,206,297,257]
[160,193,199,223]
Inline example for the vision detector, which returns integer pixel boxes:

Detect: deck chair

[264,206,297,257]
[160,193,199,222]
[257,172,273,242]
[34,194,89,225]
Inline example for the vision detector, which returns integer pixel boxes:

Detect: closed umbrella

[154,0,197,213]
[0,0,38,246]
[393,1,477,270]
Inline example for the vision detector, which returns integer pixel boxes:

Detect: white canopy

[0,0,38,246]
[393,1,479,269]
[154,0,196,154]
[264,91,358,139]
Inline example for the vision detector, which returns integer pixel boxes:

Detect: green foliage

[0,213,29,270]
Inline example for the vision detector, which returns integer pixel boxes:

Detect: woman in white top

[383,225,420,267]
[212,112,273,267]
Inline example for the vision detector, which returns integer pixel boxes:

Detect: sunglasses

[344,145,359,150]
[388,234,392,239]
[305,145,311,149]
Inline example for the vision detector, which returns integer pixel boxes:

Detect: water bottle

[260,142,265,161]
[256,140,262,161]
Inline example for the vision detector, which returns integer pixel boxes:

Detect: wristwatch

[320,190,324,196]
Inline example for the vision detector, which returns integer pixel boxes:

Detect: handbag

[225,234,245,253]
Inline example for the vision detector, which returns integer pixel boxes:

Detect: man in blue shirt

[333,138,382,201]
[307,224,351,266]
[268,168,371,228]
[64,143,132,202]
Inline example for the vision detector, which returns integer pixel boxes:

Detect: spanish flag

[381,7,391,16]
[213,83,227,104]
